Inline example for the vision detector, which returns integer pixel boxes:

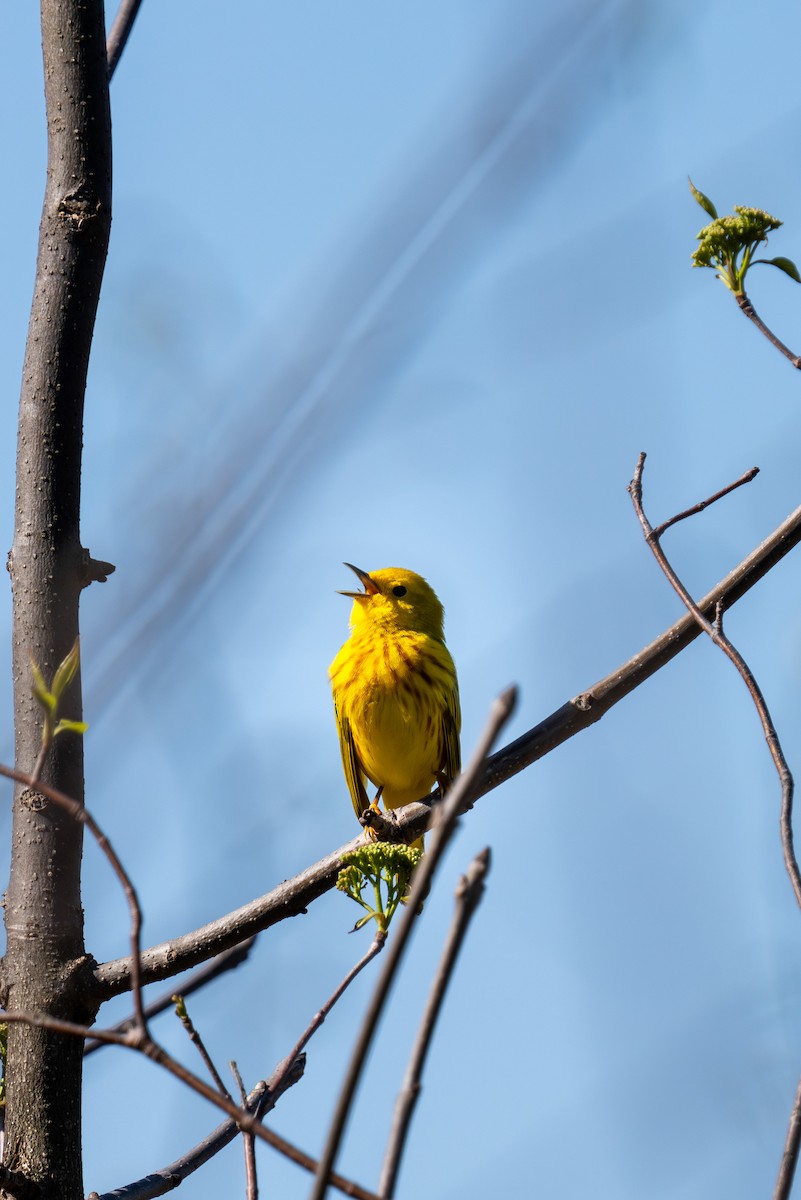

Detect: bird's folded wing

[440,683,462,782]
[337,712,370,818]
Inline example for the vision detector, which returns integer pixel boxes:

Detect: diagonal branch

[627,454,801,1200]
[0,1002,371,1198]
[106,0,144,78]
[268,930,386,1103]
[86,1057,306,1200]
[92,495,801,999]
[230,1062,258,1200]
[476,494,801,803]
[0,761,148,1024]
[173,996,232,1100]
[628,452,800,908]
[84,938,256,1056]
[5,969,378,1200]
[310,690,515,1200]
[774,1071,801,1200]
[735,292,801,370]
[652,465,758,538]
[378,848,490,1199]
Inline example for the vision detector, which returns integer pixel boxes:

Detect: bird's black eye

[392,585,407,597]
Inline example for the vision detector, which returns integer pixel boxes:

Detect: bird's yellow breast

[330,627,454,804]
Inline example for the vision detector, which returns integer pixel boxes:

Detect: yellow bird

[329,564,461,847]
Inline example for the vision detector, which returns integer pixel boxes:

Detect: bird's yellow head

[339,564,446,639]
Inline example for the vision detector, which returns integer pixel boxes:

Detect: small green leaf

[54,719,89,738]
[30,661,47,694]
[351,914,375,932]
[35,690,57,715]
[760,255,801,283]
[30,661,56,713]
[689,178,718,220]
[51,638,81,704]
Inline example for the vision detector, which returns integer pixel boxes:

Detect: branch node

[56,185,102,230]
[360,802,430,845]
[81,548,116,587]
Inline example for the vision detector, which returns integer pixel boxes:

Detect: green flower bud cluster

[689,181,799,293]
[692,208,781,270]
[337,842,423,932]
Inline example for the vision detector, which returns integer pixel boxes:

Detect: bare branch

[0,1005,310,1164]
[2,996,377,1200]
[106,0,144,78]
[735,292,801,369]
[87,1057,378,1200]
[230,1062,258,1200]
[652,465,759,538]
[310,690,516,1200]
[95,837,363,997]
[86,1057,305,1200]
[173,997,232,1100]
[628,454,801,1198]
[93,497,801,999]
[84,938,257,1056]
[219,932,386,1198]
[379,848,490,1199]
[0,761,147,1026]
[628,453,801,909]
[476,494,801,801]
[269,932,386,1102]
[774,1069,801,1200]
[244,1125,378,1200]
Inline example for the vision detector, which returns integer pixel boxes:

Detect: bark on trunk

[1,1,112,1195]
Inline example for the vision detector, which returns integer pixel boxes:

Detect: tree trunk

[1,0,112,1195]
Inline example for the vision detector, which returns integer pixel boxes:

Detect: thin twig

[173,996,231,1100]
[231,1061,258,1200]
[87,1049,377,1199]
[0,770,381,1199]
[0,1008,265,1138]
[378,848,490,1199]
[774,1068,801,1200]
[93,497,801,999]
[628,453,801,1199]
[270,930,386,1103]
[30,739,48,786]
[0,1000,360,1193]
[1,996,376,1198]
[0,762,148,1029]
[736,292,801,369]
[477,496,801,801]
[652,466,759,539]
[106,0,144,78]
[628,453,801,909]
[84,925,376,1193]
[86,1057,306,1200]
[310,689,516,1200]
[84,938,256,1056]
[243,1123,377,1199]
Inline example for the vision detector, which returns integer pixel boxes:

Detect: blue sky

[4,1,801,1196]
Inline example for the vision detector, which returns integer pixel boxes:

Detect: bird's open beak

[338,562,379,598]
